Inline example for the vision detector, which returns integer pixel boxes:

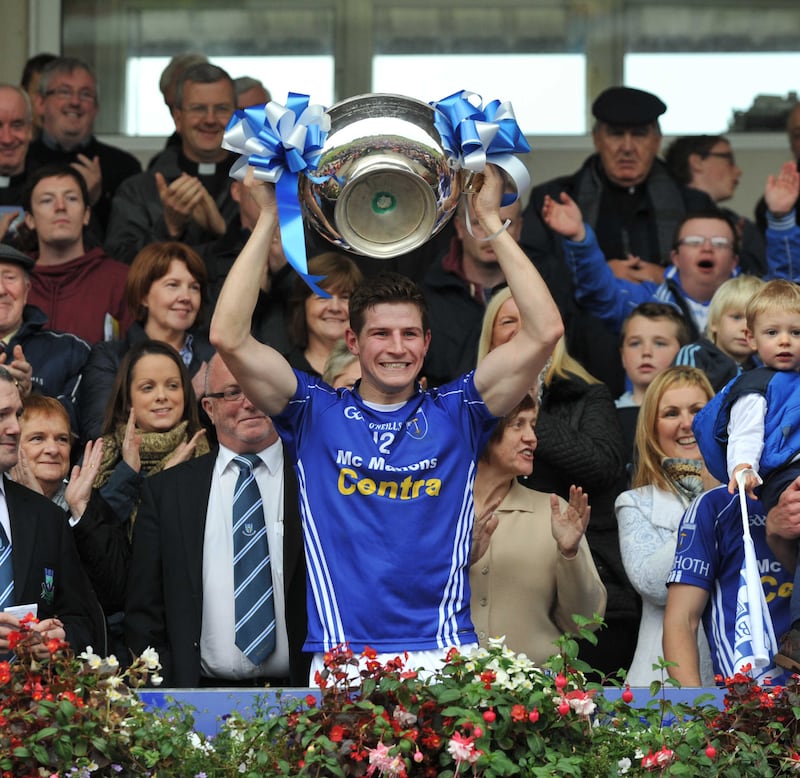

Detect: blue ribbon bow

[431,90,531,206]
[222,92,331,297]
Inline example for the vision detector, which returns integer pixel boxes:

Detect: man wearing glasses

[107,63,239,264]
[541,162,800,341]
[665,134,765,277]
[26,57,141,242]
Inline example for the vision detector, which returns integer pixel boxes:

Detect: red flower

[329,724,345,742]
[480,670,496,690]
[510,704,527,722]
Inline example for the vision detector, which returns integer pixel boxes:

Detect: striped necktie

[0,521,13,611]
[232,453,276,664]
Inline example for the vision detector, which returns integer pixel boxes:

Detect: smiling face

[670,217,738,303]
[141,259,201,340]
[173,78,235,163]
[305,288,351,348]
[0,87,32,177]
[620,315,682,402]
[24,174,89,252]
[345,302,430,403]
[489,407,538,478]
[593,122,661,187]
[747,309,800,371]
[201,355,277,452]
[129,353,185,433]
[655,384,708,460]
[37,67,98,149]
[20,409,71,496]
[0,379,22,473]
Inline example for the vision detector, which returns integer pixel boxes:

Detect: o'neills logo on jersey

[337,468,441,500]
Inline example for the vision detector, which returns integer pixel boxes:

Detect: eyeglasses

[44,87,97,104]
[182,103,234,119]
[703,151,736,165]
[204,387,245,402]
[677,235,734,250]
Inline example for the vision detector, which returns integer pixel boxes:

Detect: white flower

[79,646,96,660]
[188,731,216,755]
[140,646,161,670]
[151,674,163,686]
[105,654,119,669]
[634,748,644,759]
[238,763,246,773]
[617,757,631,774]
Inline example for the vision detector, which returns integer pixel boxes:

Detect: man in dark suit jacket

[0,367,103,657]
[125,354,309,687]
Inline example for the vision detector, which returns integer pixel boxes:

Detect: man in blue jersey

[663,485,793,685]
[211,164,563,677]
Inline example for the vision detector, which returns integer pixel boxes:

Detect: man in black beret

[517,85,713,682]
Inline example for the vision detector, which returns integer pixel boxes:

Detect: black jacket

[524,373,636,621]
[8,304,90,430]
[125,450,310,687]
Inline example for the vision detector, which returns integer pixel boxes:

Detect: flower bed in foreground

[2,617,800,776]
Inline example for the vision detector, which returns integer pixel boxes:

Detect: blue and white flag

[732,470,777,678]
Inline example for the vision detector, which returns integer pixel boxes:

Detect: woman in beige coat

[470,393,606,663]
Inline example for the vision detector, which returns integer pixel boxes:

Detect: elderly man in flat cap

[518,85,714,681]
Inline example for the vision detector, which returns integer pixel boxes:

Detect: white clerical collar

[197,162,217,175]
[0,177,10,188]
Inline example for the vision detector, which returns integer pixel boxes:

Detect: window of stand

[61,0,800,137]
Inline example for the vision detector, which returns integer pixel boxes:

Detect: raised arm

[474,166,563,416]
[209,169,298,416]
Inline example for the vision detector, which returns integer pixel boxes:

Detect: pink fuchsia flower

[655,746,674,766]
[565,689,597,717]
[366,742,406,777]
[448,731,481,765]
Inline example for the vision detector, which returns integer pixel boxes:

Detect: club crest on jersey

[405,410,428,440]
[675,524,696,554]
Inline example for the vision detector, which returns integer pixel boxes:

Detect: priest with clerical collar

[105,62,240,265]
[0,85,33,242]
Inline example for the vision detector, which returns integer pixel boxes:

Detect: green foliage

[4,618,800,775]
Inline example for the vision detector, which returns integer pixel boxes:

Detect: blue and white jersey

[273,370,498,654]
[667,486,793,684]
